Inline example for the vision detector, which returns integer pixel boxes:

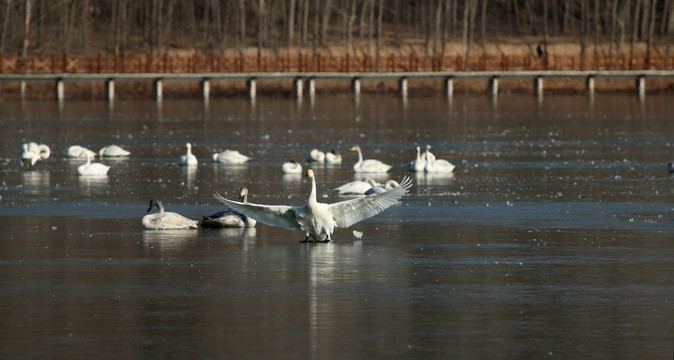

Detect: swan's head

[416,146,420,152]
[39,144,51,159]
[331,150,339,155]
[350,145,360,152]
[306,169,314,178]
[425,144,432,151]
[186,143,192,149]
[147,199,161,212]
[239,187,249,201]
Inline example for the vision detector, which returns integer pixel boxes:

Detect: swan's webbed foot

[321,238,332,243]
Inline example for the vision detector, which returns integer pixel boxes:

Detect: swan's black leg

[300,235,312,243]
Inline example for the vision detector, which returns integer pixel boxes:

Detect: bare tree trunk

[346,0,356,55]
[0,0,12,55]
[646,0,658,55]
[609,0,618,56]
[302,0,309,45]
[480,0,486,40]
[320,0,331,43]
[631,0,642,54]
[441,0,450,57]
[258,0,265,53]
[239,0,245,51]
[580,0,587,55]
[433,0,442,56]
[313,0,319,62]
[367,0,373,56]
[512,0,522,35]
[376,0,382,68]
[594,0,600,57]
[288,0,296,46]
[640,0,650,40]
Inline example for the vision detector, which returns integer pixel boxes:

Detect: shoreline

[1,74,673,101]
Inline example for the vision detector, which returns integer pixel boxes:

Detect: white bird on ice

[325,150,342,164]
[77,151,110,176]
[350,145,391,173]
[65,145,96,159]
[424,146,455,173]
[201,187,257,228]
[99,145,131,157]
[177,142,198,167]
[282,160,303,174]
[407,146,426,172]
[142,199,198,230]
[333,178,379,195]
[20,142,51,167]
[214,169,412,242]
[306,149,325,163]
[212,149,251,164]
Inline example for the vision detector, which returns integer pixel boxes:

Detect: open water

[0,94,672,359]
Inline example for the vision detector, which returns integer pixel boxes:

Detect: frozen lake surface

[1,95,673,359]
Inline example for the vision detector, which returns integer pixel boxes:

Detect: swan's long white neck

[416,147,421,161]
[425,148,433,164]
[308,174,317,205]
[356,147,363,164]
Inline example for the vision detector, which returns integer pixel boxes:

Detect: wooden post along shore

[0,70,673,103]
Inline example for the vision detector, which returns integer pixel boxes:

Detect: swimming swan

[65,145,96,159]
[282,160,303,174]
[77,152,110,176]
[407,146,426,172]
[350,145,391,173]
[20,142,50,167]
[214,169,412,242]
[177,143,198,166]
[201,187,257,228]
[421,145,436,162]
[325,150,342,164]
[307,149,325,163]
[333,178,379,195]
[99,145,131,157]
[142,199,198,230]
[212,149,251,164]
[364,180,400,195]
[424,147,455,173]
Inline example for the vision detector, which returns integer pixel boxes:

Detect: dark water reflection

[1,95,672,359]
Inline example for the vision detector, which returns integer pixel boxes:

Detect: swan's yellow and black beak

[306,169,313,177]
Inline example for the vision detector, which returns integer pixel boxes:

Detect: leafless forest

[1,0,674,58]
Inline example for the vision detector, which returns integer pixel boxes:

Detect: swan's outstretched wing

[214,193,302,231]
[329,177,412,228]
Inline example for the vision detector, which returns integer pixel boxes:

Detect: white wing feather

[213,193,302,231]
[329,176,412,228]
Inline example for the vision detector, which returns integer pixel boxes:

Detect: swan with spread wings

[214,169,412,242]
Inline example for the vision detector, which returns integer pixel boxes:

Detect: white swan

[424,147,455,173]
[142,199,198,230]
[20,142,50,167]
[177,143,198,167]
[77,152,110,176]
[421,145,436,162]
[212,149,251,164]
[65,145,96,159]
[333,178,379,195]
[307,149,325,163]
[99,145,131,157]
[214,169,412,242]
[364,180,400,195]
[407,146,426,172]
[282,160,303,174]
[350,145,391,173]
[325,150,342,164]
[201,187,257,228]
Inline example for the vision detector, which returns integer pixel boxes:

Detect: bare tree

[288,0,296,46]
